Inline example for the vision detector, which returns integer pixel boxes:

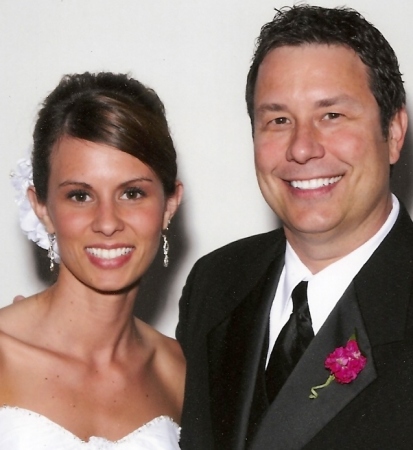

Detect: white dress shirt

[266,195,399,365]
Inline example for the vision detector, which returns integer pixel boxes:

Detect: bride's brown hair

[32,72,177,202]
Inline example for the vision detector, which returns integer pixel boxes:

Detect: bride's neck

[36,277,141,364]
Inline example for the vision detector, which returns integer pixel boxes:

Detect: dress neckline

[0,405,180,443]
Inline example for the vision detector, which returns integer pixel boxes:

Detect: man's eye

[68,190,90,202]
[324,112,342,120]
[121,187,145,200]
[271,117,289,125]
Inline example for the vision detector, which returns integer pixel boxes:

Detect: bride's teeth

[291,176,342,190]
[86,247,133,259]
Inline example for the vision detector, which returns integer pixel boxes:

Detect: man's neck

[285,195,397,274]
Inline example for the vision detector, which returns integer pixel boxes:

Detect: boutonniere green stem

[309,333,366,399]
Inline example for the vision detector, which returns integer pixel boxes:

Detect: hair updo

[33,72,178,202]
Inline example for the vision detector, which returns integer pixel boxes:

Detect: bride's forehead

[51,137,138,165]
[49,138,157,182]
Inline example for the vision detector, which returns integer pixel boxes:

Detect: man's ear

[388,107,408,165]
[163,181,184,230]
[27,187,55,234]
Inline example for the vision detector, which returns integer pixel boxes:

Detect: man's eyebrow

[315,95,358,108]
[255,95,361,117]
[255,102,288,115]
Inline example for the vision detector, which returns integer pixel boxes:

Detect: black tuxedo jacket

[177,205,413,449]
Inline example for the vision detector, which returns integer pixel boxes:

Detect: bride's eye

[121,187,145,200]
[67,190,91,202]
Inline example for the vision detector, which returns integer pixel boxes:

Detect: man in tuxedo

[177,5,413,450]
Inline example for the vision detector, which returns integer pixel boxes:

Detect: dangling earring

[48,233,56,272]
[162,232,169,268]
[162,220,170,268]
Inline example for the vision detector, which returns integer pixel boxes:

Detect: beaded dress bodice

[0,406,180,449]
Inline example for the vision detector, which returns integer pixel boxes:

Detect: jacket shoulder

[195,228,284,272]
[177,229,284,336]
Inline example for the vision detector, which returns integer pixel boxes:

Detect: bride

[1,72,185,448]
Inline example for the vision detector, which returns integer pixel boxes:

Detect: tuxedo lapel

[354,205,413,347]
[250,283,377,450]
[207,256,283,450]
[249,206,413,449]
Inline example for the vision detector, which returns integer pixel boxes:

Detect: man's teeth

[290,176,342,190]
[86,247,133,259]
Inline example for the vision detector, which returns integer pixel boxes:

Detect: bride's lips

[86,247,133,259]
[85,246,134,268]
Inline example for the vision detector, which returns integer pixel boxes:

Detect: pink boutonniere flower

[309,334,367,399]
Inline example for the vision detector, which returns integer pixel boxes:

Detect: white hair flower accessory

[10,157,60,262]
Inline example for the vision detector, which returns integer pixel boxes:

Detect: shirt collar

[284,194,399,332]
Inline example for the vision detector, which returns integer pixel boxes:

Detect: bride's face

[30,135,181,293]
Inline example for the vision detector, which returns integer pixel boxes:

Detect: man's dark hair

[246,4,405,137]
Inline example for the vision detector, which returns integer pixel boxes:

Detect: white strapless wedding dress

[0,406,181,449]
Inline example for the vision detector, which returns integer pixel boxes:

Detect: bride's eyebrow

[58,181,92,189]
[120,177,154,187]
[58,178,154,189]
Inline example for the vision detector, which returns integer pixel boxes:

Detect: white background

[1,0,412,336]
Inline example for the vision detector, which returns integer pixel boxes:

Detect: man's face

[253,44,405,258]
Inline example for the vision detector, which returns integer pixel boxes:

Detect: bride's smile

[29,136,180,294]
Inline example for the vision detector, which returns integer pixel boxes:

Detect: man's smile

[289,175,342,190]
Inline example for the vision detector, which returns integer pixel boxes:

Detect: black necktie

[265,280,314,403]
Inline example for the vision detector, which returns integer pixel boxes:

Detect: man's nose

[286,122,325,164]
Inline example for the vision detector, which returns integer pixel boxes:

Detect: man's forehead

[255,43,370,97]
[259,42,362,66]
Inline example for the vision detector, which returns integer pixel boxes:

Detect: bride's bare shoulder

[0,294,40,341]
[135,318,183,360]
[134,318,185,411]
